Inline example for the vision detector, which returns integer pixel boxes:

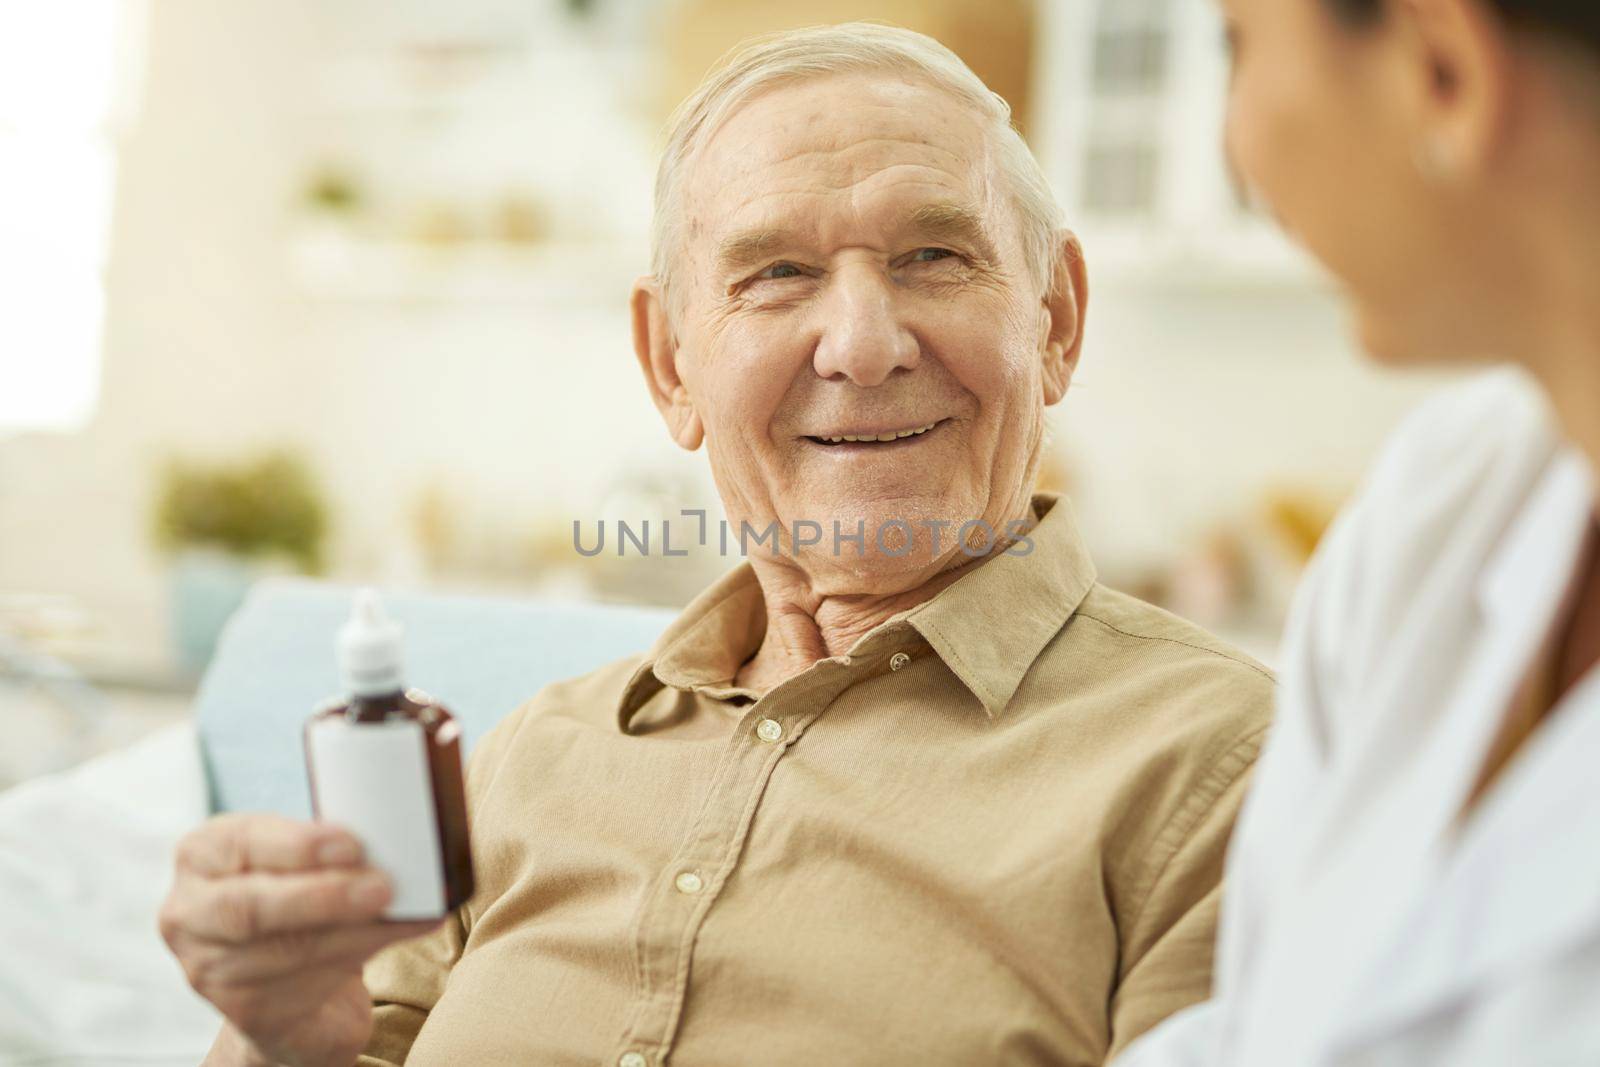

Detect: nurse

[1117,1,1600,1064]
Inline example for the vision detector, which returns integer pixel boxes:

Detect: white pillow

[0,722,222,1066]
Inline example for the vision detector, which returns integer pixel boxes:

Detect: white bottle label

[307,717,446,919]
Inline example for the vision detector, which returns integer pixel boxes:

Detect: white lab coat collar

[1335,445,1600,1053]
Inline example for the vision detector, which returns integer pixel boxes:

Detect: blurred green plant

[152,451,328,574]
[302,165,363,215]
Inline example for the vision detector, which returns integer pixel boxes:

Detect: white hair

[650,21,1064,313]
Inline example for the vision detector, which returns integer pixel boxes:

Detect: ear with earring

[1412,134,1461,182]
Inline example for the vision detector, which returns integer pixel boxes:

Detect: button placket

[612,667,857,1065]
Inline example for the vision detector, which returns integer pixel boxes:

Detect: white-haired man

[161,23,1272,1067]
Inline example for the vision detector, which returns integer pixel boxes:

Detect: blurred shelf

[286,234,646,305]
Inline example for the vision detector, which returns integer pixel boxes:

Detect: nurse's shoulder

[1337,368,1551,603]
[1277,368,1559,752]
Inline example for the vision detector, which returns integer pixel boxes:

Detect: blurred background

[0,0,1457,785]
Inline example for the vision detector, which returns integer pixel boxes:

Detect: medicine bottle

[304,589,474,918]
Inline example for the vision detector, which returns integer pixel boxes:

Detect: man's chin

[763,499,1000,587]
[784,543,955,599]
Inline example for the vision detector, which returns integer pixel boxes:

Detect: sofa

[0,578,674,1066]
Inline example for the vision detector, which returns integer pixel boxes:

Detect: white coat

[1118,368,1600,1066]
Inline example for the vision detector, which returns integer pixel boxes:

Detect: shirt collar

[617,492,1097,731]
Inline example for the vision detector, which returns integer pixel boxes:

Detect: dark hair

[1326,0,1600,56]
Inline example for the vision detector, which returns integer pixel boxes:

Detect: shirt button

[674,870,704,894]
[619,1054,648,1067]
[756,718,784,743]
[839,655,853,666]
[889,652,910,671]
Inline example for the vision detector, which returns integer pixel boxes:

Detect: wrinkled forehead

[681,72,1009,256]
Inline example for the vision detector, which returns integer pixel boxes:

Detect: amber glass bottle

[304,591,474,918]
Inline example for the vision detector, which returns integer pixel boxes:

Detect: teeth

[817,422,938,444]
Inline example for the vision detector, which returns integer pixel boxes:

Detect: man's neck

[733,502,1036,694]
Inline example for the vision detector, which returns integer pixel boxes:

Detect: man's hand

[158,813,442,1067]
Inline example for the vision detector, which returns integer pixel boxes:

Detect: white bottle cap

[339,588,405,698]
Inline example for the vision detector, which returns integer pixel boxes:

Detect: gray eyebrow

[712,200,1001,281]
[715,227,790,280]
[904,201,1001,267]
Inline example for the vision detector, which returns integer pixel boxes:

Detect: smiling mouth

[805,419,947,447]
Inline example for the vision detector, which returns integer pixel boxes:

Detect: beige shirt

[360,493,1272,1067]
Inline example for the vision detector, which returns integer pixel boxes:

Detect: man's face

[661,72,1070,592]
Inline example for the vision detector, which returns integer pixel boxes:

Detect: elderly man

[161,23,1272,1067]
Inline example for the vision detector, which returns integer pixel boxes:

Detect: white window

[0,3,144,433]
[1081,0,1171,218]
[1038,0,1312,283]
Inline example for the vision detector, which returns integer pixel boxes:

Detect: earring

[1412,136,1459,182]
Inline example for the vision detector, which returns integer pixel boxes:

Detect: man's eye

[911,248,957,263]
[756,263,805,281]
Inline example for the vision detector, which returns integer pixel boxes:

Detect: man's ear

[630,276,704,451]
[1039,231,1088,407]
[1393,0,1517,179]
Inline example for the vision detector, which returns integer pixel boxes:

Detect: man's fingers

[196,957,366,1032]
[175,813,366,878]
[196,919,446,986]
[172,868,394,943]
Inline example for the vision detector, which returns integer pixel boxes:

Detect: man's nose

[811,265,920,387]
